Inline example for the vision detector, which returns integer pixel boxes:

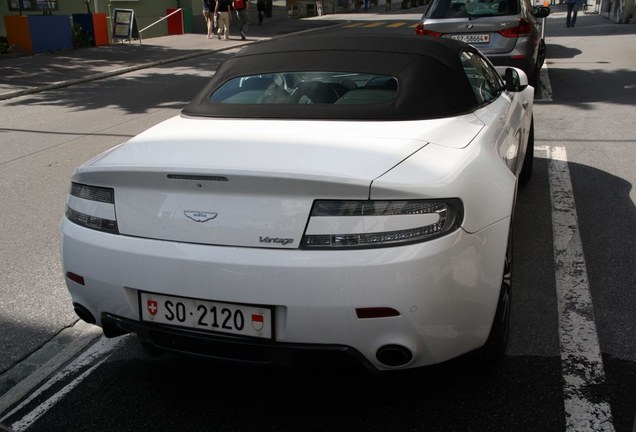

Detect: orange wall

[4,15,32,53]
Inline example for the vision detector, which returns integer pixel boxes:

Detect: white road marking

[0,320,101,416]
[540,146,616,432]
[1,336,125,432]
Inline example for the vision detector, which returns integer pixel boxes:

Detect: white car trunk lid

[74,115,482,248]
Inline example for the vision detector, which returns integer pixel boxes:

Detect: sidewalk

[0,12,343,100]
[0,7,426,101]
[542,3,636,36]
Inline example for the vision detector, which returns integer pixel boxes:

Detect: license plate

[139,291,274,339]
[451,34,490,44]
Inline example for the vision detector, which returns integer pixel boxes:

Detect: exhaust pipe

[73,303,96,324]
[376,344,413,367]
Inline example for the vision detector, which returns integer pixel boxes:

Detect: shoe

[218,33,221,39]
[241,31,246,40]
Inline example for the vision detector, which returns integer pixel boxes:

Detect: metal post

[138,8,183,35]
[107,3,112,43]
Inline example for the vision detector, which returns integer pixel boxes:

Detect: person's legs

[203,11,213,37]
[223,12,230,39]
[218,12,230,39]
[571,4,579,26]
[566,2,574,26]
[239,9,249,38]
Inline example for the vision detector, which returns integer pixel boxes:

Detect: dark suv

[416,0,550,84]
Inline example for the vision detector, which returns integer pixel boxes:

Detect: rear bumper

[61,215,509,371]
[102,313,374,371]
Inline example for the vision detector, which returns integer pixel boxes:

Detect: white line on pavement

[1,336,126,432]
[540,145,615,432]
[0,320,102,416]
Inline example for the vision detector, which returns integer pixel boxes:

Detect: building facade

[1,0,203,41]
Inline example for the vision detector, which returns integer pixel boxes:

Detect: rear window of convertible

[210,72,398,105]
[182,50,480,120]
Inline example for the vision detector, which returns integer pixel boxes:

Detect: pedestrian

[215,0,232,40]
[203,0,214,38]
[257,0,266,25]
[565,0,583,27]
[233,0,250,40]
[385,0,391,10]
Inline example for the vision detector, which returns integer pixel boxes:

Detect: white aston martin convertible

[61,34,535,371]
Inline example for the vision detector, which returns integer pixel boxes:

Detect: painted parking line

[341,21,420,29]
[361,21,387,27]
[0,336,126,432]
[386,22,408,27]
[539,146,616,432]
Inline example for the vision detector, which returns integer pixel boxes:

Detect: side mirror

[505,67,529,92]
[533,5,551,18]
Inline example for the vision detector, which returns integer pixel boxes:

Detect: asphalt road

[0,10,634,432]
[0,48,237,374]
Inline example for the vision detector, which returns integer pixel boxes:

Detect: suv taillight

[498,19,532,37]
[415,23,443,37]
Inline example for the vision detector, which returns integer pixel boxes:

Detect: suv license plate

[451,34,490,44]
[139,291,274,339]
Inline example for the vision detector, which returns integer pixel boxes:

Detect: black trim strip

[167,174,229,182]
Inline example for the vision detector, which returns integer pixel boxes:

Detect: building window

[8,0,59,12]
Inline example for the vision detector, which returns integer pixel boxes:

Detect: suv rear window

[425,0,520,18]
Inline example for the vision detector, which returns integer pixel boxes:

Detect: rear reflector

[356,307,401,319]
[66,272,85,286]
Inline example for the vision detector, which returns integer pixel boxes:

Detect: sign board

[111,8,139,42]
[8,0,59,12]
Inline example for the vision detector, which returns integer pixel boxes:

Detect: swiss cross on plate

[147,299,159,316]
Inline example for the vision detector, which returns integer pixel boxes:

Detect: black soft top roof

[182,34,481,120]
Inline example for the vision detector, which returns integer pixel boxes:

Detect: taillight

[415,23,443,37]
[498,19,532,37]
[66,182,119,234]
[301,199,463,249]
